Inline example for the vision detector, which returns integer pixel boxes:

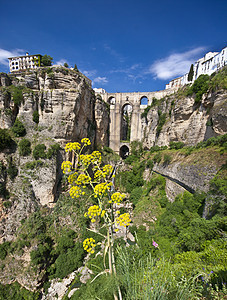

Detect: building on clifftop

[8,52,41,73]
[166,46,227,90]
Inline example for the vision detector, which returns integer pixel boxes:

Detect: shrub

[153,152,162,163]
[11,119,26,137]
[7,158,18,180]
[33,110,39,124]
[0,242,11,260]
[156,112,166,136]
[164,154,172,164]
[12,86,24,106]
[0,129,14,151]
[169,141,185,150]
[146,159,154,169]
[19,138,31,156]
[130,187,143,206]
[46,143,60,159]
[187,74,210,103]
[33,144,46,160]
[24,160,43,170]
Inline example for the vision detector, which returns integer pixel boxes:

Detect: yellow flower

[65,142,81,152]
[79,154,92,167]
[68,172,77,184]
[84,205,105,222]
[102,164,113,177]
[91,151,102,164]
[69,186,82,198]
[61,161,72,174]
[109,192,126,204]
[94,182,111,196]
[83,238,96,253]
[115,213,131,227]
[75,174,91,185]
[81,138,91,146]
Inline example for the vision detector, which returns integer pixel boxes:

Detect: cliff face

[141,89,227,148]
[0,67,109,243]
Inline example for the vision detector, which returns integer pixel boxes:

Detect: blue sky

[0,0,226,92]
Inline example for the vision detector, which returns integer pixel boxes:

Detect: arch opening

[121,103,132,141]
[108,96,116,105]
[140,96,148,105]
[120,145,129,159]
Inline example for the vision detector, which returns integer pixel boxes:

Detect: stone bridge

[99,89,175,157]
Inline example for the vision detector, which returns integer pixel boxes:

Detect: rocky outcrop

[95,95,109,146]
[0,67,108,243]
[152,148,226,200]
[142,89,227,148]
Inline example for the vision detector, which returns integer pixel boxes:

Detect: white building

[8,52,41,73]
[166,46,227,90]
[93,88,106,94]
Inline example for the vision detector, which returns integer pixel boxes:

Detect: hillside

[0,67,226,299]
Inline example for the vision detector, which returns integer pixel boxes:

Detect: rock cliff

[141,89,227,148]
[0,67,109,243]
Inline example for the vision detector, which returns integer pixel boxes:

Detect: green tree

[0,129,14,151]
[33,144,46,160]
[33,110,39,124]
[41,55,53,66]
[19,138,31,156]
[188,64,194,82]
[11,119,26,137]
[63,62,69,68]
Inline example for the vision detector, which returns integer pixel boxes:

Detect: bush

[12,86,24,106]
[187,74,210,103]
[24,160,43,170]
[32,110,39,124]
[169,141,185,150]
[156,112,166,136]
[11,119,26,137]
[130,187,143,206]
[0,242,11,260]
[164,154,172,165]
[7,158,18,180]
[19,138,31,156]
[146,159,154,169]
[46,143,60,159]
[0,129,14,151]
[153,152,162,164]
[33,144,46,160]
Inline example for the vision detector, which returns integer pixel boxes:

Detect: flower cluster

[75,174,91,186]
[61,161,72,174]
[94,182,112,197]
[94,164,113,180]
[83,238,96,253]
[81,138,91,146]
[84,205,105,222]
[65,142,81,152]
[69,186,82,198]
[115,213,131,227]
[109,192,126,204]
[68,172,78,184]
[79,154,92,167]
[91,151,102,164]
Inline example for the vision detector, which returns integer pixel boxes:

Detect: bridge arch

[121,103,133,141]
[108,96,116,105]
[140,96,148,105]
[119,145,129,159]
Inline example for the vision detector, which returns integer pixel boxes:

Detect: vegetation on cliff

[0,67,226,299]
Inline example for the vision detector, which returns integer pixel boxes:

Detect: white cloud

[148,47,206,80]
[56,59,70,66]
[0,48,24,66]
[93,76,108,84]
[82,69,97,78]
